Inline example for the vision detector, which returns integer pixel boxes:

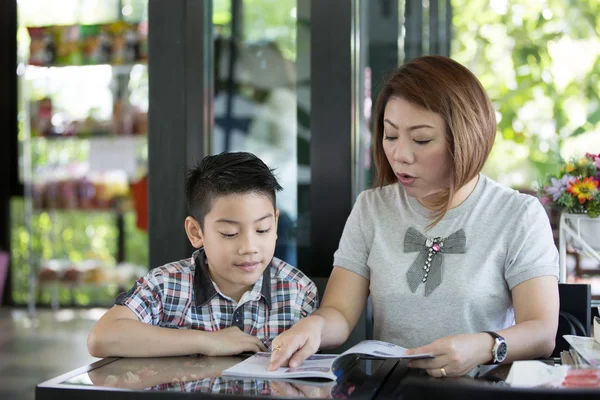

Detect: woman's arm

[87,305,266,358]
[406,275,559,376]
[314,267,371,348]
[497,275,559,361]
[268,267,370,369]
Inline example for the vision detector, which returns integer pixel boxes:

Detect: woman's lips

[397,173,416,186]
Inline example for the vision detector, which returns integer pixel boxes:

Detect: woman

[269,55,559,377]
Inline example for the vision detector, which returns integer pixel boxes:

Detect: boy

[87,152,318,358]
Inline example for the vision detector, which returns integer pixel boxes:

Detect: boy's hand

[271,380,333,398]
[207,327,267,356]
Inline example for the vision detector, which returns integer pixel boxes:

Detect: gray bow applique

[404,227,466,296]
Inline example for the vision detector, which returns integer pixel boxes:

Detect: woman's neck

[448,174,480,209]
[417,174,480,210]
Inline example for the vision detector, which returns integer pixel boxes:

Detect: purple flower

[545,175,576,201]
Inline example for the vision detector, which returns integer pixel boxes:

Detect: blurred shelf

[32,133,147,141]
[33,201,133,214]
[23,63,147,76]
[32,207,124,213]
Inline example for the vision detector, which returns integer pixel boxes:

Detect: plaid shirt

[149,377,272,395]
[116,249,318,350]
[148,377,337,396]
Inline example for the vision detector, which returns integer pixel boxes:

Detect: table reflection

[61,355,368,398]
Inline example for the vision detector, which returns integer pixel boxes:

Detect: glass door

[211,0,307,268]
[146,0,366,280]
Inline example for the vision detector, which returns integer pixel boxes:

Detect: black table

[36,356,600,399]
[36,355,388,399]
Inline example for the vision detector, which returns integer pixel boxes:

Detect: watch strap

[483,331,505,341]
[483,331,506,364]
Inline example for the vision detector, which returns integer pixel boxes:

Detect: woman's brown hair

[372,55,496,228]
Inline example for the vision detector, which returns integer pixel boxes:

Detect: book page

[339,340,433,360]
[222,353,338,380]
[222,340,433,381]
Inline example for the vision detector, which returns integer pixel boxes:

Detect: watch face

[496,341,508,362]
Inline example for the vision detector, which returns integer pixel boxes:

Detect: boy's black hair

[185,152,283,228]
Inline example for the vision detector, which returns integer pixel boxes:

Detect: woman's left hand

[404,333,495,377]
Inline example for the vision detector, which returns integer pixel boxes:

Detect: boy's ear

[274,209,280,239]
[184,216,204,248]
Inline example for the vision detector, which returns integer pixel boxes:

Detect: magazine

[506,360,600,388]
[222,340,433,381]
[564,334,600,367]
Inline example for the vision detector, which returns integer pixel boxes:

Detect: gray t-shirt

[333,174,558,349]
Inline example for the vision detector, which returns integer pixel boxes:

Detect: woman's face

[382,97,453,207]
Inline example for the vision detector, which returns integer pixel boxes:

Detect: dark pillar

[147,0,213,268]
[0,0,18,306]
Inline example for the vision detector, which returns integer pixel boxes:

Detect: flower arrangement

[539,153,600,218]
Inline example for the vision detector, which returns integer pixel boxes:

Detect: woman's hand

[268,315,326,370]
[405,333,494,377]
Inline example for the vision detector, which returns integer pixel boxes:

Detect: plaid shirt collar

[193,249,272,309]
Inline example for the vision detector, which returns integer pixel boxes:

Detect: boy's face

[185,192,279,300]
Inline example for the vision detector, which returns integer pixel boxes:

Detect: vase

[563,213,600,252]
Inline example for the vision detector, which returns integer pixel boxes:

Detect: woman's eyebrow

[384,119,435,131]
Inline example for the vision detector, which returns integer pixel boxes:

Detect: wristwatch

[483,331,507,364]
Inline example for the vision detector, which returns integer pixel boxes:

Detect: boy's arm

[87,305,267,358]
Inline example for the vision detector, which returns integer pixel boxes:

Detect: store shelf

[32,207,127,214]
[14,8,150,309]
[23,63,146,76]
[32,133,147,141]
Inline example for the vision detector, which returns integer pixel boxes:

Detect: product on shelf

[30,101,146,138]
[54,25,81,65]
[27,27,55,66]
[28,23,147,67]
[38,266,59,282]
[61,266,82,284]
[78,177,96,209]
[30,97,146,138]
[112,96,147,135]
[30,97,54,137]
[39,258,146,287]
[81,25,112,65]
[137,21,148,61]
[38,259,71,283]
[33,166,130,210]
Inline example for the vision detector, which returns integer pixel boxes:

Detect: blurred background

[0,0,599,399]
[5,0,599,309]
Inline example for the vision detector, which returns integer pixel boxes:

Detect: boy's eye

[220,233,237,238]
[384,135,397,141]
[257,228,271,234]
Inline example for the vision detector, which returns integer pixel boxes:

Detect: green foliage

[556,191,578,210]
[588,193,600,218]
[10,197,147,306]
[452,0,600,188]
[241,0,297,60]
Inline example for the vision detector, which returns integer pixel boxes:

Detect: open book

[222,340,433,381]
[564,334,600,367]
